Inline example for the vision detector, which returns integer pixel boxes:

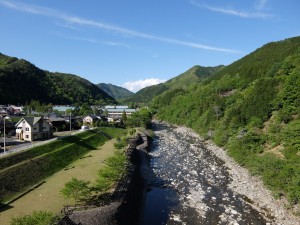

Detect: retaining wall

[62,133,151,225]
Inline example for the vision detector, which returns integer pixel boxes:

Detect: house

[8,105,24,115]
[15,117,53,142]
[47,117,66,131]
[83,114,99,126]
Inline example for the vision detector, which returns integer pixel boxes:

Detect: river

[140,122,272,225]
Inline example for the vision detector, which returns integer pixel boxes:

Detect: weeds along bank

[0,128,126,204]
[58,132,151,225]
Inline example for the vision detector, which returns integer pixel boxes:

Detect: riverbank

[60,132,150,225]
[0,139,117,225]
[173,124,300,225]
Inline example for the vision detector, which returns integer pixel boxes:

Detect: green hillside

[0,53,116,105]
[96,83,133,99]
[123,65,223,104]
[152,36,300,205]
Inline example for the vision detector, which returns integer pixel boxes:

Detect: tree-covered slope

[123,65,223,104]
[0,53,116,105]
[96,83,133,99]
[152,36,300,205]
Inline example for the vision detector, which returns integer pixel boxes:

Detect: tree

[78,103,93,116]
[122,110,127,122]
[60,178,91,203]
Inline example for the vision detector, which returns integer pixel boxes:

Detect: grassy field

[0,139,117,225]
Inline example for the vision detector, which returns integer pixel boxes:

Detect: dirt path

[0,139,116,225]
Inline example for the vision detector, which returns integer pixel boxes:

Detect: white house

[15,117,53,142]
[83,114,99,126]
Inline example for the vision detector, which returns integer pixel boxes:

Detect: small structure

[83,114,99,126]
[15,117,53,142]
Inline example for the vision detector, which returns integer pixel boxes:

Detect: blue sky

[0,0,299,92]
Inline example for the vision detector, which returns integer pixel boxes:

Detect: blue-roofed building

[53,106,75,112]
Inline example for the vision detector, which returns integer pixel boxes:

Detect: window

[25,128,29,131]
[25,135,29,139]
[33,127,36,130]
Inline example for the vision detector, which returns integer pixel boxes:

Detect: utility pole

[70,112,72,132]
[3,116,9,155]
[3,116,7,155]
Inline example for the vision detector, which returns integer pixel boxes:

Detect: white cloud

[189,0,273,19]
[0,0,240,53]
[122,78,166,93]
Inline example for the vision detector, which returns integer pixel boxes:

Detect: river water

[140,122,270,225]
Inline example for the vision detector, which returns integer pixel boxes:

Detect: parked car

[80,125,89,131]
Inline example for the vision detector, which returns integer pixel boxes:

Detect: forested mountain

[96,83,133,99]
[123,65,223,104]
[152,36,300,205]
[0,53,116,105]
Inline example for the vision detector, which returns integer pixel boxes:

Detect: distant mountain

[96,83,133,99]
[152,36,300,204]
[0,53,116,105]
[123,65,223,104]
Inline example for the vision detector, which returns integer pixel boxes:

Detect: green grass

[0,127,128,203]
[0,130,95,170]
[0,139,118,225]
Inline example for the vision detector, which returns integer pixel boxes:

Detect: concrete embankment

[61,133,150,225]
[115,133,150,225]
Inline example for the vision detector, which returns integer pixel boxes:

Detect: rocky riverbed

[140,122,300,225]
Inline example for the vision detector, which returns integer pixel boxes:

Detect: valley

[141,122,300,225]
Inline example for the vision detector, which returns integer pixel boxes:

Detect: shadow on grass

[0,203,14,213]
[0,181,46,213]
[60,133,105,151]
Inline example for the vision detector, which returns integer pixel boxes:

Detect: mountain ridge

[0,53,116,105]
[123,65,224,104]
[96,83,133,99]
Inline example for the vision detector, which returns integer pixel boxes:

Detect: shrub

[60,178,91,203]
[10,211,59,225]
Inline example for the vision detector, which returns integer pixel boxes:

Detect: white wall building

[15,117,53,142]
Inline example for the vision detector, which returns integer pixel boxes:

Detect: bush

[60,178,91,203]
[95,150,127,194]
[11,211,59,225]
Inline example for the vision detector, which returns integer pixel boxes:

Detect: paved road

[0,139,35,156]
